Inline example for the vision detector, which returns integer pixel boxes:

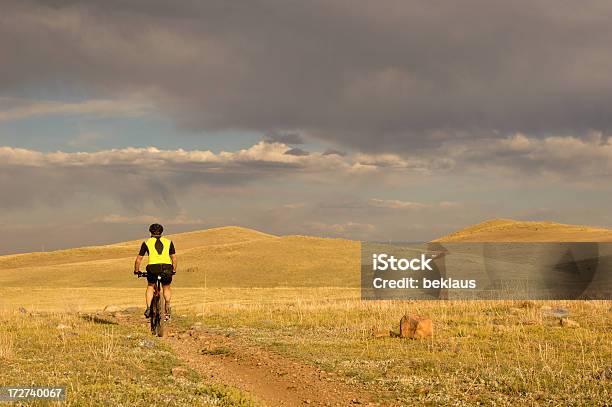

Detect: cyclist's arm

[170,241,177,272]
[134,242,148,273]
[134,255,143,273]
[171,254,177,272]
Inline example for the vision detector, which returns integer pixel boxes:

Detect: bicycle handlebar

[134,270,176,278]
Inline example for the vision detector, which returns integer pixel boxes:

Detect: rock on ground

[400,314,433,339]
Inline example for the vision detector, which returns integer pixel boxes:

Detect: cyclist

[134,223,177,320]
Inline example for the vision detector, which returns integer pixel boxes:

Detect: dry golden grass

[0,287,357,313]
[0,331,14,360]
[1,221,610,405]
[180,291,611,405]
[0,310,255,406]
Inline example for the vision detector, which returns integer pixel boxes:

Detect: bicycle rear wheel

[155,285,166,337]
[150,293,158,334]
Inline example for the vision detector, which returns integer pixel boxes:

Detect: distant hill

[0,226,359,288]
[434,218,612,242]
[0,226,277,270]
[4,220,612,289]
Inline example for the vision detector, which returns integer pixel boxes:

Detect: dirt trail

[121,315,380,406]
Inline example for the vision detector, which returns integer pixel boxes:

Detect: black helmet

[149,223,164,236]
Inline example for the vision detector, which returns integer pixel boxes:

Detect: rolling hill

[434,218,612,242]
[3,219,612,290]
[0,226,359,288]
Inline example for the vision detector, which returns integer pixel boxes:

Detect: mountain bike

[135,271,173,337]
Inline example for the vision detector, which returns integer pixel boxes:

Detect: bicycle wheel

[156,286,165,337]
[150,293,159,334]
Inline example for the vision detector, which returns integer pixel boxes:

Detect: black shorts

[145,264,173,285]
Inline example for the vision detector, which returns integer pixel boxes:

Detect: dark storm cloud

[265,132,304,145]
[3,0,612,151]
[284,147,309,157]
[0,164,180,212]
[322,149,346,157]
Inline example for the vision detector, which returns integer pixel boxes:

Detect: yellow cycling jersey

[145,237,172,265]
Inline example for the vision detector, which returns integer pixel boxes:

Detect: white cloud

[0,133,609,221]
[0,142,423,214]
[1,134,610,214]
[1,133,610,184]
[454,132,612,180]
[0,141,421,175]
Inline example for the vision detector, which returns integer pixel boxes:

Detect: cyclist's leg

[160,266,173,315]
[145,265,160,316]
[162,284,172,314]
[144,282,154,317]
[162,284,172,302]
[146,283,155,307]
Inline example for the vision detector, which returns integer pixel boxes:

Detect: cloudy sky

[2,0,612,254]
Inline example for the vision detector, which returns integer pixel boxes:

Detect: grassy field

[1,220,610,405]
[2,290,608,405]
[0,310,255,406]
[174,290,611,406]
